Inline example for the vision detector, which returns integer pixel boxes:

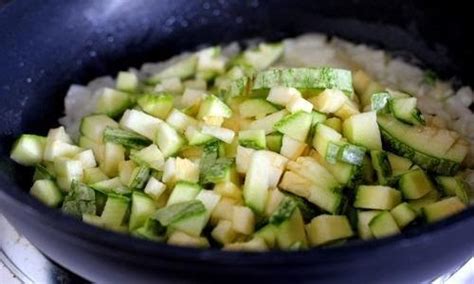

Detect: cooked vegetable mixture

[10,35,473,251]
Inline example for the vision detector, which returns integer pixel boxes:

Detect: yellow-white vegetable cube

[232,206,255,235]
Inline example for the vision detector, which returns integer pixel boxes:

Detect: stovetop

[0,214,472,283]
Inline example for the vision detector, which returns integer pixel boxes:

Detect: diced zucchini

[43,140,82,162]
[252,67,353,96]
[211,197,239,223]
[239,98,279,119]
[247,109,289,135]
[357,210,380,240]
[154,200,205,225]
[253,224,277,248]
[184,125,214,146]
[214,182,242,201]
[83,167,108,185]
[103,127,151,150]
[280,135,307,160]
[10,134,46,166]
[54,158,84,192]
[79,136,104,162]
[172,157,200,184]
[155,122,185,157]
[211,220,237,245]
[408,189,440,215]
[154,77,183,94]
[128,165,150,190]
[311,151,362,188]
[196,47,226,80]
[286,96,313,113]
[369,211,400,239]
[166,109,198,132]
[90,177,130,195]
[95,88,131,118]
[354,185,402,210]
[33,164,56,181]
[274,208,308,250]
[370,91,391,112]
[334,99,360,120]
[283,192,320,223]
[370,150,392,185]
[167,181,201,206]
[352,70,384,108]
[263,188,285,217]
[80,115,119,143]
[398,169,435,199]
[130,144,165,171]
[133,218,166,241]
[243,151,271,214]
[387,153,413,176]
[324,117,342,133]
[100,142,125,177]
[269,197,297,226]
[279,171,342,214]
[214,66,248,90]
[201,126,235,144]
[390,202,417,228]
[309,89,348,113]
[311,111,328,126]
[389,97,425,126]
[167,231,209,248]
[232,205,256,235]
[202,116,225,127]
[335,143,366,166]
[137,93,174,119]
[306,215,353,246]
[343,111,382,150]
[238,129,266,150]
[266,133,283,152]
[219,77,251,103]
[324,141,342,164]
[266,86,302,106]
[422,197,466,223]
[30,179,63,207]
[197,95,232,120]
[120,109,163,140]
[200,158,237,186]
[181,88,207,108]
[61,181,96,218]
[236,145,255,174]
[129,191,156,230]
[73,149,97,169]
[360,155,375,184]
[144,177,167,201]
[377,114,467,175]
[116,71,139,92]
[100,194,130,229]
[312,123,342,159]
[118,160,136,185]
[46,126,72,144]
[237,42,284,70]
[435,176,469,204]
[286,157,340,190]
[274,111,313,142]
[223,237,268,252]
[147,55,197,83]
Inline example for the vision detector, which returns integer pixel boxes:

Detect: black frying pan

[0,0,473,283]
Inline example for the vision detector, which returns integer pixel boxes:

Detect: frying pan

[0,0,473,283]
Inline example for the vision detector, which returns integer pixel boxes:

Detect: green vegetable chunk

[103,127,151,149]
[252,67,353,96]
[153,200,206,226]
[61,181,96,218]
